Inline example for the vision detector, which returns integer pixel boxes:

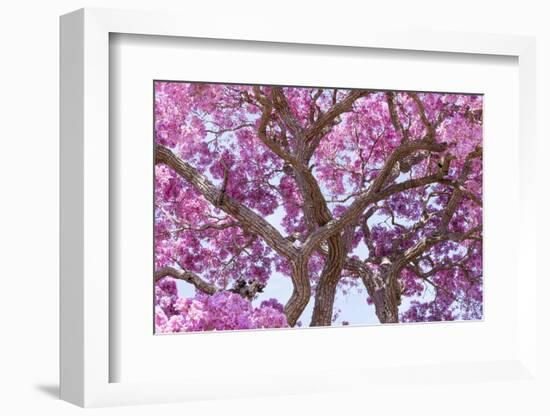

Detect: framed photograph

[151,80,483,334]
[60,7,540,408]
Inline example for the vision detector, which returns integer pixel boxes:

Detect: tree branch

[156,220,239,238]
[439,146,482,231]
[302,139,448,257]
[155,144,298,260]
[398,225,482,268]
[409,93,436,140]
[304,89,370,143]
[303,89,371,161]
[386,92,409,142]
[154,266,217,295]
[269,87,305,139]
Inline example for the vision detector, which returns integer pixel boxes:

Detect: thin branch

[304,89,370,143]
[156,221,239,238]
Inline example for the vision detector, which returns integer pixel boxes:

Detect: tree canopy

[154,82,483,333]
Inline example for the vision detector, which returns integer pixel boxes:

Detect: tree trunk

[361,264,402,324]
[284,258,311,327]
[371,287,400,323]
[310,233,346,326]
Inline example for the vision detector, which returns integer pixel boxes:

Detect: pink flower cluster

[155,279,287,333]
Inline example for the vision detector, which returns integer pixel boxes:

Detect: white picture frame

[60,7,540,408]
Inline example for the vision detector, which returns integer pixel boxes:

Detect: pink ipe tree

[154,82,483,333]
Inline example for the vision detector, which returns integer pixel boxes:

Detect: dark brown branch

[156,143,316,326]
[259,89,355,326]
[303,89,371,161]
[361,206,379,260]
[250,89,342,325]
[304,89,370,143]
[214,161,230,206]
[439,147,482,231]
[439,179,483,207]
[155,144,298,260]
[156,220,239,238]
[409,93,436,140]
[255,97,299,164]
[285,258,311,327]
[386,92,408,142]
[155,267,267,301]
[302,139,448,257]
[308,88,324,123]
[269,87,305,138]
[398,225,482,269]
[254,92,333,232]
[154,266,217,295]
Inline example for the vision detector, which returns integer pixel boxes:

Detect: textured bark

[285,258,311,327]
[301,139,448,257]
[154,266,218,295]
[386,92,409,142]
[155,144,298,260]
[310,233,346,326]
[155,267,266,300]
[292,164,347,326]
[356,263,400,323]
[372,290,400,323]
[302,89,371,161]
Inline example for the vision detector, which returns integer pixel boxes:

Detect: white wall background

[0,1,548,415]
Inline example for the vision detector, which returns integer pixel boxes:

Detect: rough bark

[155,144,298,260]
[310,233,346,326]
[154,266,218,295]
[285,258,311,327]
[155,267,266,300]
[301,139,448,258]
